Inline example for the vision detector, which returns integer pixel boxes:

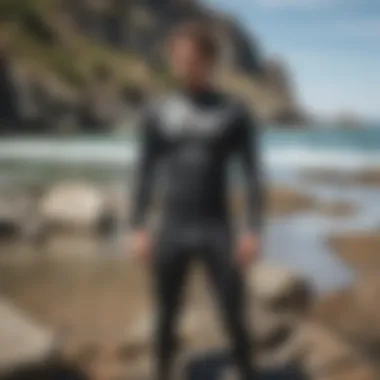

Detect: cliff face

[63,0,263,74]
[0,0,305,134]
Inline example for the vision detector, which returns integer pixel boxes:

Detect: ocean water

[1,127,380,170]
[1,126,380,293]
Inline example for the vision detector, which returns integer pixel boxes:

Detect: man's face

[169,37,213,85]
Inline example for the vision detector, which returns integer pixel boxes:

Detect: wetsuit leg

[153,232,193,380]
[202,226,255,380]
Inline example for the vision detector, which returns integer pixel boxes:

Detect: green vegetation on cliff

[0,0,305,134]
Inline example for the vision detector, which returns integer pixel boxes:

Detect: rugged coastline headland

[0,0,305,135]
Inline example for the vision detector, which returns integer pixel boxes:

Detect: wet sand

[233,186,356,218]
[0,240,226,380]
[0,238,213,352]
[1,243,377,380]
[301,168,380,187]
[329,231,380,271]
[0,249,149,349]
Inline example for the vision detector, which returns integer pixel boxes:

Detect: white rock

[0,299,54,374]
[40,182,106,230]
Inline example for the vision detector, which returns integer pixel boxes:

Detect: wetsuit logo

[163,99,190,136]
[162,98,226,138]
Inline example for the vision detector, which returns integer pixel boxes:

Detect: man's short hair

[169,20,219,62]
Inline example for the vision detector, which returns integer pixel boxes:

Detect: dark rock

[185,350,308,380]
[96,209,118,239]
[121,85,146,108]
[268,283,313,314]
[0,360,88,380]
[21,12,56,45]
[273,109,307,126]
[0,219,20,240]
[0,56,21,134]
[257,325,295,352]
[92,63,113,84]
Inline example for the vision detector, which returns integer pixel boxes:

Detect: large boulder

[316,275,380,365]
[293,322,375,380]
[39,182,108,233]
[0,299,54,375]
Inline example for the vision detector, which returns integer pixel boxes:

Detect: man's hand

[131,229,152,263]
[235,232,260,268]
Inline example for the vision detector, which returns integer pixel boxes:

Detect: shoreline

[301,168,380,187]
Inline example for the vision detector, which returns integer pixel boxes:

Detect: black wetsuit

[130,88,264,380]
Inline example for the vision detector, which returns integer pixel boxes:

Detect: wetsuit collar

[179,85,221,107]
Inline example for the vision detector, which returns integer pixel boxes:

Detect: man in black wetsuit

[130,21,264,380]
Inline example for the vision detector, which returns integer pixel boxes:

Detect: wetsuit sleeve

[130,105,164,229]
[234,106,265,233]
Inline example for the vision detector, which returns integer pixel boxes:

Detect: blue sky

[205,0,380,119]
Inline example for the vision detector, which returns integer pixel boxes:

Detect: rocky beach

[0,123,379,380]
[0,161,379,380]
[2,125,380,379]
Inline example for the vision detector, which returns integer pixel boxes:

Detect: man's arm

[130,105,164,229]
[235,106,265,234]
